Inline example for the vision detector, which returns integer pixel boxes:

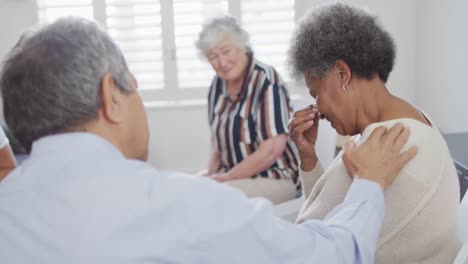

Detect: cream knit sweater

[297,118,460,264]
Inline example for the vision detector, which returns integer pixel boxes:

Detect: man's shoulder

[103,161,248,201]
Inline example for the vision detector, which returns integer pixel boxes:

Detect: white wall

[0,0,37,60]
[146,104,210,172]
[0,0,38,122]
[415,0,468,133]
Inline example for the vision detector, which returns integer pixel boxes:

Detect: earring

[342,85,349,91]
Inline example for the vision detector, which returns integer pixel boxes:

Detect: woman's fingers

[289,114,316,128]
[290,117,315,138]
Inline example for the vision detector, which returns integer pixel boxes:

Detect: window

[37,0,94,24]
[36,0,296,99]
[242,0,295,81]
[105,0,165,90]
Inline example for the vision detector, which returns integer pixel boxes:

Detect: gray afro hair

[288,3,396,83]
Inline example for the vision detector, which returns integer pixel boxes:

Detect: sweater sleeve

[296,152,354,224]
[299,161,325,198]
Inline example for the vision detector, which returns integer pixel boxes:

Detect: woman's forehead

[211,34,235,50]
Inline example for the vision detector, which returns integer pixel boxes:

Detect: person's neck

[83,118,126,158]
[228,78,243,94]
[355,79,430,134]
[354,79,398,134]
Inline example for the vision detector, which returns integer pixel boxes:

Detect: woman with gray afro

[288,3,460,263]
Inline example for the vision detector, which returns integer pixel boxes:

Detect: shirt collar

[30,132,125,160]
[223,52,255,102]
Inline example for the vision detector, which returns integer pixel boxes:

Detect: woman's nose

[218,56,228,68]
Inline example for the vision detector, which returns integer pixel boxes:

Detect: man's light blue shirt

[0,133,384,263]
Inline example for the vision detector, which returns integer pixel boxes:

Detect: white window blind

[173,0,228,89]
[36,0,298,97]
[241,0,295,80]
[105,0,164,90]
[37,0,94,24]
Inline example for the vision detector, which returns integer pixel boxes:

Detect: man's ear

[100,72,125,124]
[335,59,352,85]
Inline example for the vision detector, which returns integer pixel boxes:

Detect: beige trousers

[225,178,298,205]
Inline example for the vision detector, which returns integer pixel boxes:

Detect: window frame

[38,0,303,102]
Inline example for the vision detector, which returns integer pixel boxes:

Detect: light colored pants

[225,178,298,205]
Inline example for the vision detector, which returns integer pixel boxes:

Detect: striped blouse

[207,54,299,187]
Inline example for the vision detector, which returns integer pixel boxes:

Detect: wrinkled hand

[197,169,210,177]
[209,172,232,183]
[342,123,418,190]
[288,105,320,170]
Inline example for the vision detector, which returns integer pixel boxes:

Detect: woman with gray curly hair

[288,3,460,263]
[195,16,300,204]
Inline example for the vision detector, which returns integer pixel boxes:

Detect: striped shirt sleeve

[256,81,291,141]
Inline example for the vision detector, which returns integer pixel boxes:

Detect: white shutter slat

[107,6,161,17]
[241,1,292,9]
[37,0,164,90]
[107,21,162,30]
[38,0,90,8]
[109,0,155,3]
[108,31,162,40]
[106,0,164,90]
[37,0,94,24]
[242,0,295,80]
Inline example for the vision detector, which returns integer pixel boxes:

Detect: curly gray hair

[0,17,130,152]
[195,16,252,57]
[288,3,395,83]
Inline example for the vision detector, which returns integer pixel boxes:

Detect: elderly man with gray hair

[0,17,416,263]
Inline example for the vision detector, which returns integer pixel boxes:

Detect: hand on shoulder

[342,123,418,190]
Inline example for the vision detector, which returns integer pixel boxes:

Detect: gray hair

[0,17,130,152]
[195,16,252,56]
[288,3,396,82]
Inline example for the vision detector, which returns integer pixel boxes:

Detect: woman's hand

[342,123,418,190]
[209,172,232,183]
[197,169,210,177]
[200,137,222,177]
[288,105,320,171]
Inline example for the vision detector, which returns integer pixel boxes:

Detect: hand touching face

[288,104,320,170]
